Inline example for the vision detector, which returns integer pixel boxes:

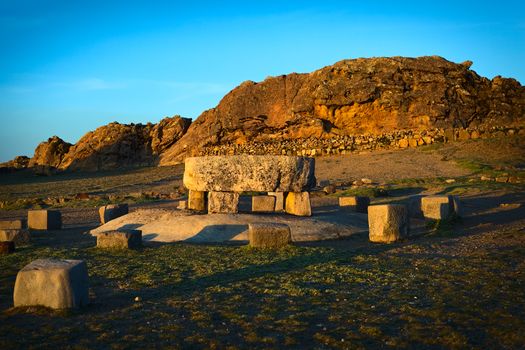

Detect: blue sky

[1,1,524,162]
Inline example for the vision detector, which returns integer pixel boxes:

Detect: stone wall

[201,126,525,157]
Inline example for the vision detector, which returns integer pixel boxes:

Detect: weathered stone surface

[208,192,239,214]
[421,196,452,220]
[177,200,188,210]
[13,259,89,309]
[28,210,62,230]
[188,190,206,211]
[184,156,315,192]
[268,192,285,211]
[96,230,142,249]
[252,196,276,213]
[339,196,370,213]
[368,204,409,243]
[98,204,129,224]
[248,223,291,248]
[0,229,31,246]
[28,136,72,170]
[0,219,27,229]
[285,192,312,217]
[0,241,15,254]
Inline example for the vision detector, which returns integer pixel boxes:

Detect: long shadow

[184,224,248,243]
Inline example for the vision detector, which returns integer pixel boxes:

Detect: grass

[1,228,524,349]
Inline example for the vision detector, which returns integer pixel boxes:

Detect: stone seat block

[421,195,462,220]
[208,191,239,214]
[0,241,15,254]
[268,192,285,211]
[0,229,31,246]
[252,196,276,213]
[28,210,62,230]
[368,204,409,243]
[13,259,89,309]
[285,192,312,216]
[98,204,128,224]
[96,229,142,249]
[177,200,188,210]
[188,190,206,211]
[248,223,292,248]
[0,219,27,229]
[339,196,370,213]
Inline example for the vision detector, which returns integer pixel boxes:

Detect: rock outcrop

[29,136,72,169]
[26,116,191,172]
[159,56,525,165]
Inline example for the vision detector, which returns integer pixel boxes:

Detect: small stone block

[28,210,62,230]
[96,230,142,249]
[285,192,312,216]
[421,196,452,220]
[0,241,15,254]
[248,223,291,248]
[339,196,370,213]
[188,190,206,211]
[0,219,27,229]
[177,200,188,210]
[98,204,128,224]
[368,204,409,243]
[252,196,276,213]
[13,259,89,309]
[268,192,285,211]
[0,229,31,246]
[208,191,239,214]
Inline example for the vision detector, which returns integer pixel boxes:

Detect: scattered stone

[352,180,364,186]
[398,139,409,148]
[0,219,27,229]
[323,184,337,194]
[368,204,409,243]
[480,175,493,181]
[248,223,291,248]
[96,230,142,249]
[495,176,509,183]
[252,196,276,213]
[361,178,373,184]
[285,192,312,217]
[177,200,188,210]
[188,190,206,211]
[13,259,89,309]
[0,241,15,254]
[421,196,453,220]
[445,179,456,184]
[317,179,330,187]
[0,229,31,246]
[183,155,316,192]
[98,204,128,224]
[28,210,62,230]
[338,196,370,213]
[268,192,285,211]
[208,191,239,214]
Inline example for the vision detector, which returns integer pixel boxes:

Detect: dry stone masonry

[13,259,89,309]
[184,156,315,216]
[0,229,31,246]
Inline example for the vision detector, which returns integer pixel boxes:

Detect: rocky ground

[1,138,525,349]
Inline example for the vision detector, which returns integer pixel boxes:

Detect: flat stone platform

[90,205,368,243]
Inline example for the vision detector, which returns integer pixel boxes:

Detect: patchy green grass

[1,228,524,349]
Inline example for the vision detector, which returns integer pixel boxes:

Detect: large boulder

[29,136,72,169]
[184,155,315,192]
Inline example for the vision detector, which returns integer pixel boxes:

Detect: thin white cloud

[52,78,127,91]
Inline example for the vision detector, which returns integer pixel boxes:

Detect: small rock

[445,179,456,184]
[134,296,141,302]
[495,176,509,183]
[361,178,373,184]
[323,185,337,194]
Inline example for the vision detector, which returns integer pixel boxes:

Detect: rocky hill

[159,56,525,164]
[27,116,191,172]
[2,56,524,172]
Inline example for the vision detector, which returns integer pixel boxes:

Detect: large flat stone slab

[90,206,368,243]
[13,259,89,309]
[184,155,315,192]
